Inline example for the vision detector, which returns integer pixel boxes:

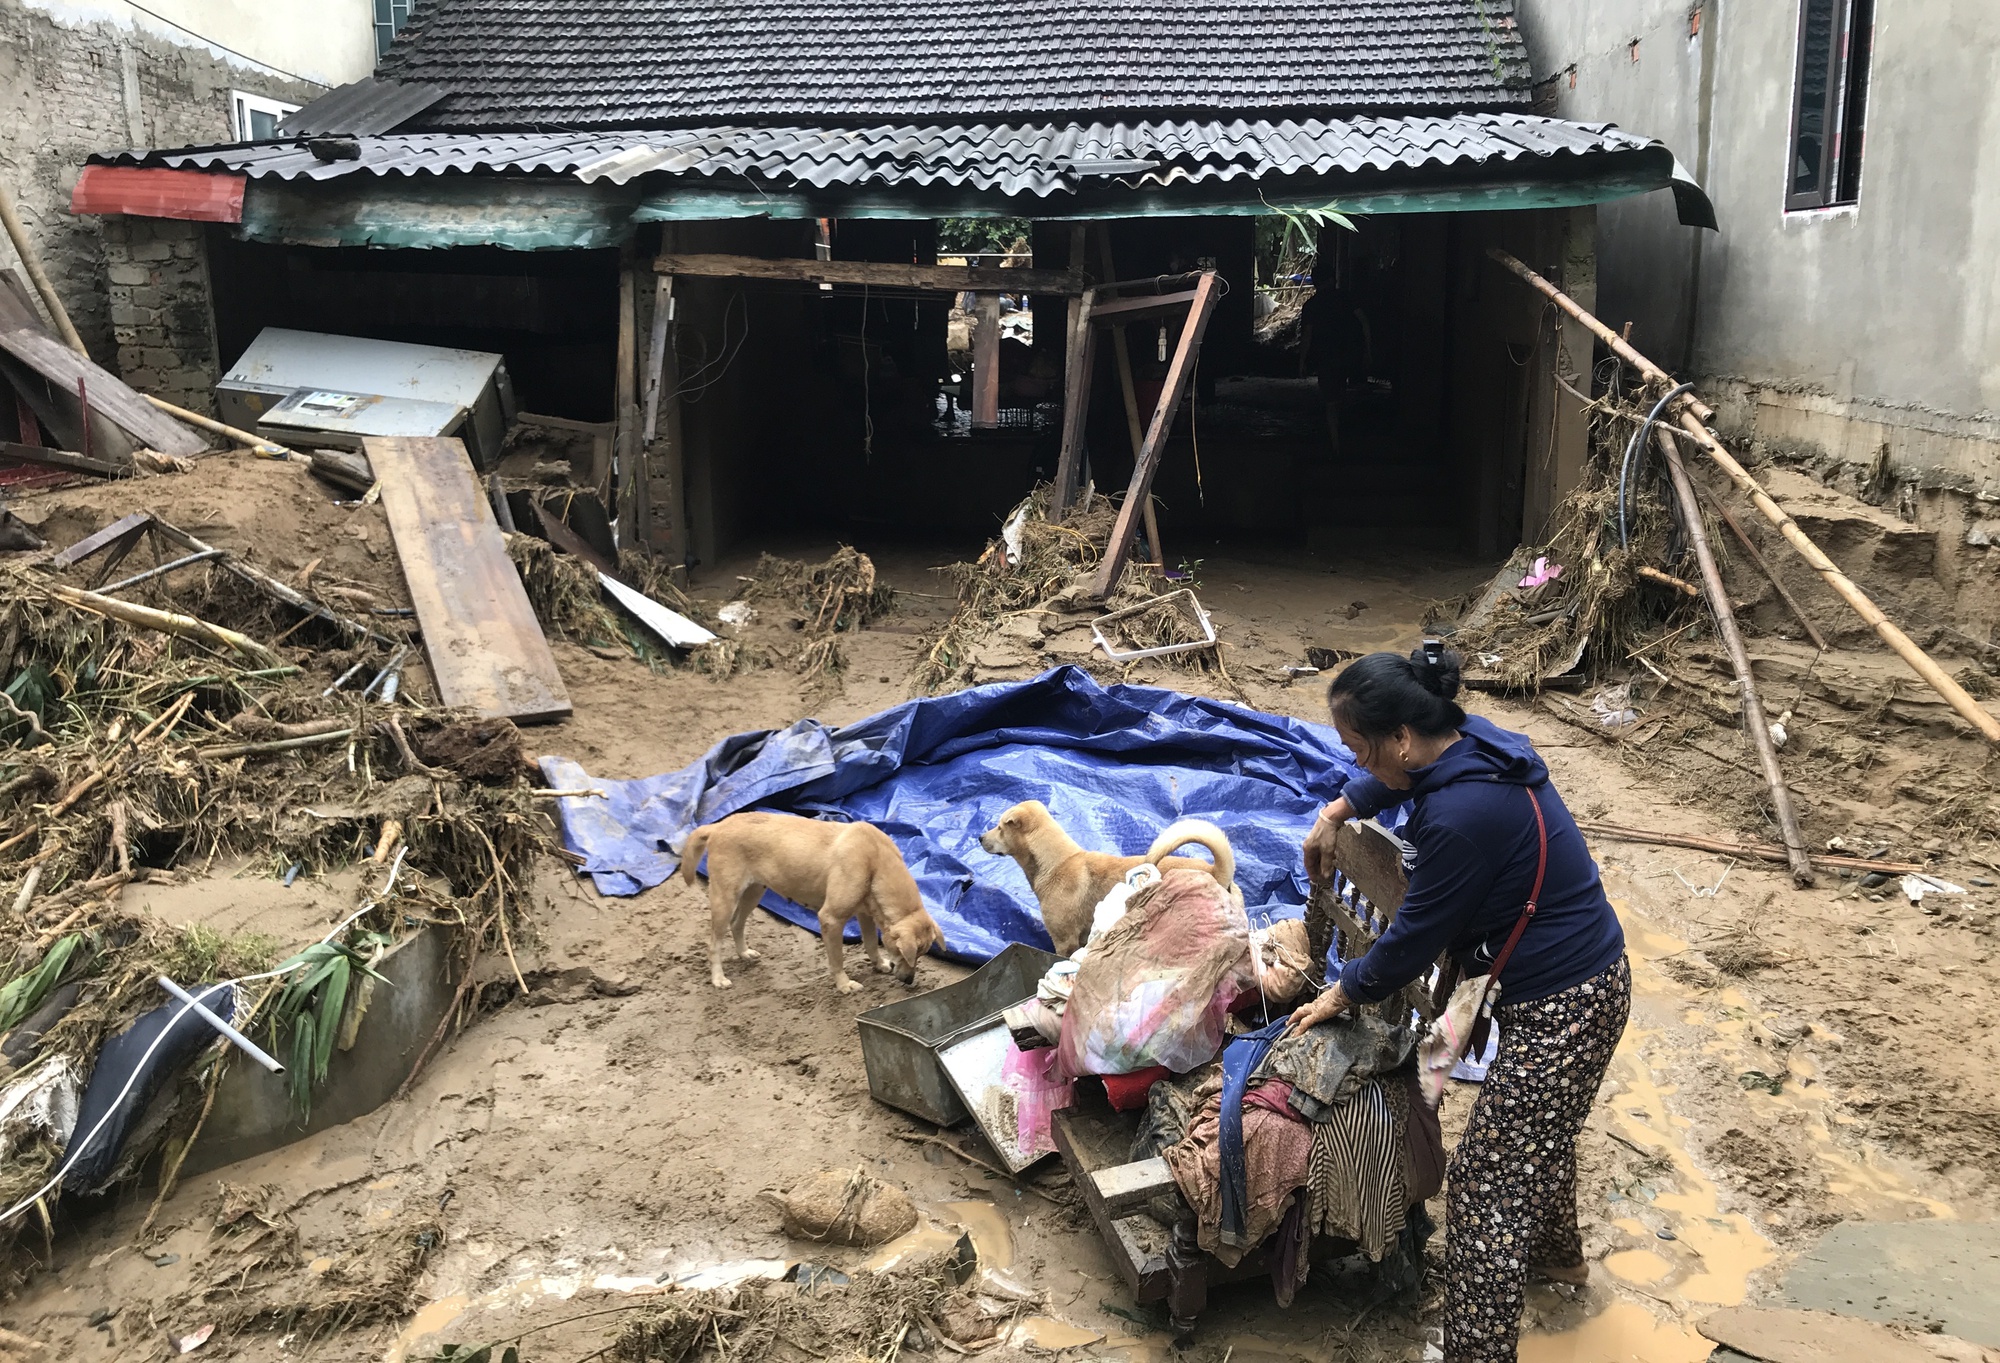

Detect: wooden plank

[1088,289,1202,324]
[0,269,43,333]
[363,435,571,723]
[652,252,1088,296]
[1090,272,1220,598]
[0,350,132,464]
[970,293,1001,430]
[1092,1158,1176,1216]
[0,438,126,479]
[1050,289,1097,515]
[514,411,615,436]
[0,328,206,457]
[534,498,620,576]
[51,512,152,567]
[641,274,672,445]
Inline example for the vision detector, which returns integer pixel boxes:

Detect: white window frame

[231,90,300,142]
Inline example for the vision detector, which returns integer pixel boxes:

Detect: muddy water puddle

[1514,907,1960,1361]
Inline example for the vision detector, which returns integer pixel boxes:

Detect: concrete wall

[1516,0,2000,499]
[0,0,371,363]
[100,214,221,415]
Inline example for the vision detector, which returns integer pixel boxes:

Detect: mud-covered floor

[4,465,1997,1363]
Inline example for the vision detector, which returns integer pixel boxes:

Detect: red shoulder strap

[1485,786,1549,985]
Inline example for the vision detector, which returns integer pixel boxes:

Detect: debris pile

[610,1257,1020,1363]
[737,546,894,683]
[0,506,550,1283]
[915,486,1222,692]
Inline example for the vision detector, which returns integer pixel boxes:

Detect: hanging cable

[1618,381,1694,549]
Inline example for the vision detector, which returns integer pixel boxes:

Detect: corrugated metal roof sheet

[94,114,1660,200]
[277,78,444,137]
[372,0,1534,128]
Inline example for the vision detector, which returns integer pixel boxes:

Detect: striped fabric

[1305,1076,1409,1260]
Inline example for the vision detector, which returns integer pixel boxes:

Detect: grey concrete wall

[0,0,321,365]
[1516,0,2000,495]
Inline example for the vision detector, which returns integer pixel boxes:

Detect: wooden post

[1050,289,1097,515]
[971,292,1001,429]
[1488,247,2000,746]
[613,263,640,549]
[1094,227,1161,567]
[1657,425,1815,886]
[1090,272,1220,599]
[641,274,672,444]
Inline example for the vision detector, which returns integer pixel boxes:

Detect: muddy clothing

[1445,955,1631,1362]
[1333,716,1624,1007]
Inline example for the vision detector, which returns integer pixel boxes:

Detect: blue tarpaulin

[541,666,1379,963]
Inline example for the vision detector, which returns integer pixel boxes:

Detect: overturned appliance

[216,329,515,467]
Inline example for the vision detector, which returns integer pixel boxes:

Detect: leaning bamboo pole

[1488,248,2000,746]
[0,178,88,355]
[1657,426,1814,885]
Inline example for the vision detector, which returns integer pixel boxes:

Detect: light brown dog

[978,800,1238,955]
[680,812,944,993]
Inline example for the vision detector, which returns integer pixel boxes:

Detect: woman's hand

[1284,982,1351,1037]
[1303,797,1353,886]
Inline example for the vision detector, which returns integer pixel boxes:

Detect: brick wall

[0,0,317,376]
[99,216,220,415]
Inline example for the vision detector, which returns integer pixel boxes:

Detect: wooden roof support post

[613,261,642,550]
[970,291,1001,430]
[1089,270,1219,599]
[1657,425,1815,886]
[1051,285,1097,515]
[1096,226,1162,569]
[1488,247,2000,746]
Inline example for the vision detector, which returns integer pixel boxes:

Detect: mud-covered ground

[3,460,1996,1363]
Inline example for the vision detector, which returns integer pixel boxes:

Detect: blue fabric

[1334,715,1625,1006]
[1218,1015,1291,1246]
[541,666,1378,963]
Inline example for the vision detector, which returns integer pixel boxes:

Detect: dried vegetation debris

[914,486,1223,692]
[0,532,551,1280]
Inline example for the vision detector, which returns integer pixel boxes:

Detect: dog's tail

[680,826,713,886]
[1145,819,1236,886]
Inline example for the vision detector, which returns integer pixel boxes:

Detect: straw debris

[738,547,893,683]
[914,486,1221,692]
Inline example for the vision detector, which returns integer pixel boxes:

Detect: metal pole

[157,976,286,1073]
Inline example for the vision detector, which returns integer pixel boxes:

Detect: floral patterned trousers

[1444,954,1632,1361]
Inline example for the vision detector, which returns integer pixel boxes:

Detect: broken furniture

[219,329,514,468]
[1054,818,1438,1341]
[364,434,571,723]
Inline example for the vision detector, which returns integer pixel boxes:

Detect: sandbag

[767,1168,917,1246]
[1056,868,1254,1078]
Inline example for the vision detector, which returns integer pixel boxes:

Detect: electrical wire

[1619,381,1694,550]
[0,848,407,1228]
[118,0,332,89]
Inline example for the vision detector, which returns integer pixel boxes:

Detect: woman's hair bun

[1407,640,1464,701]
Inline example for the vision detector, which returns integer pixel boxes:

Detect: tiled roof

[94,115,1650,199]
[372,0,1534,128]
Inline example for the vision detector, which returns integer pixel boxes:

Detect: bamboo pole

[139,395,296,459]
[1657,425,1814,886]
[1488,248,2000,746]
[48,583,284,668]
[1693,477,1831,652]
[0,178,88,355]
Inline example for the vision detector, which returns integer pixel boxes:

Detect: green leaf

[312,957,349,1085]
[288,1013,316,1116]
[0,935,81,1035]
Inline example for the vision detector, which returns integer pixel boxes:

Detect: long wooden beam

[1090,271,1221,598]
[1488,248,2000,746]
[652,252,1088,296]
